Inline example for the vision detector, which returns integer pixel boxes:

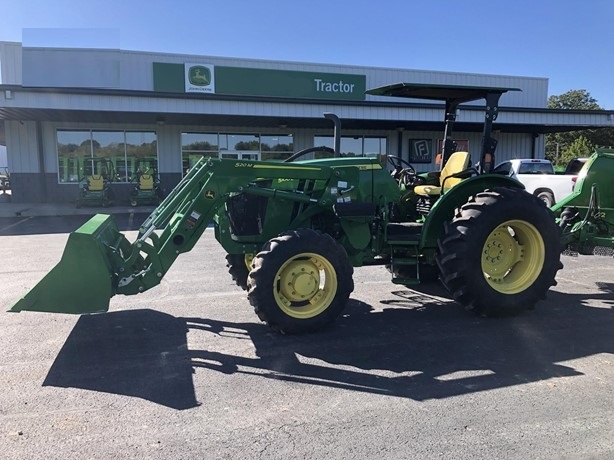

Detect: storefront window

[222,134,259,151]
[314,135,387,157]
[364,137,387,157]
[218,134,260,161]
[261,135,293,161]
[56,130,157,183]
[125,132,158,182]
[181,132,294,174]
[92,131,124,180]
[181,133,219,175]
[57,130,92,183]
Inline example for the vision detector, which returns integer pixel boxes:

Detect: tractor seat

[139,174,154,190]
[413,151,471,196]
[87,175,105,191]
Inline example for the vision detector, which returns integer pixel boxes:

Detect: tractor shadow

[43,282,614,408]
[43,309,199,410]
[188,283,614,401]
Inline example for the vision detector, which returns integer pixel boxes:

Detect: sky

[1,0,613,108]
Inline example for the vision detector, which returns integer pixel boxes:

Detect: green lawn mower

[129,159,164,207]
[75,157,116,208]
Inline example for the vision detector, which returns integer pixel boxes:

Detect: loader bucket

[10,214,126,314]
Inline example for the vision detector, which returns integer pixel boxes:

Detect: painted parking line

[0,216,33,233]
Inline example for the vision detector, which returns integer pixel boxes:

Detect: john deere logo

[189,66,211,86]
[205,189,216,199]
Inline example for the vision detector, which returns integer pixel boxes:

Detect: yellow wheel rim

[481,220,545,294]
[244,253,254,271]
[273,252,338,319]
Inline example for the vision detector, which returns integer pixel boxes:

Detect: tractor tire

[536,190,555,207]
[247,229,354,334]
[226,253,253,291]
[436,187,563,316]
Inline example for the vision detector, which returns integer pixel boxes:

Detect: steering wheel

[284,146,336,162]
[387,155,417,187]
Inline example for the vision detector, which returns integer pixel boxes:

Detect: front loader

[13,83,608,334]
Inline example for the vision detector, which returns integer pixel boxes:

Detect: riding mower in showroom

[129,159,164,206]
[75,157,116,208]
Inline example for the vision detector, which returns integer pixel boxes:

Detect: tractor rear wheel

[226,253,253,291]
[436,187,563,316]
[247,229,354,334]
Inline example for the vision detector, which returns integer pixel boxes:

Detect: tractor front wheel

[436,187,563,316]
[226,253,254,291]
[247,229,354,334]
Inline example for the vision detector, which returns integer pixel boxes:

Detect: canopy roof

[366,82,521,104]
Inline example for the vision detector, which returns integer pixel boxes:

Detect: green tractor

[10,84,614,334]
[129,158,164,207]
[75,157,116,208]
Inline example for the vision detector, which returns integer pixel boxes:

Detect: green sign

[153,62,184,93]
[153,62,366,101]
[214,67,365,101]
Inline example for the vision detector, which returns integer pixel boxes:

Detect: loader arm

[116,156,334,295]
[10,156,341,314]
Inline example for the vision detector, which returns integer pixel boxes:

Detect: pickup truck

[492,158,583,206]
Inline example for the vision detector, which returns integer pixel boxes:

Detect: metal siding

[0,45,570,129]
[22,48,121,89]
[6,42,549,107]
[42,123,58,173]
[0,42,22,84]
[156,125,181,172]
[5,88,613,131]
[494,133,536,161]
[6,120,39,173]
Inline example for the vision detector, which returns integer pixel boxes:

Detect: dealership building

[0,41,612,204]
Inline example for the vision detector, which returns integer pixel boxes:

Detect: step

[387,239,420,246]
[391,277,421,286]
[391,257,418,265]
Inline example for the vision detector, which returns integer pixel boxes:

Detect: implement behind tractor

[552,148,614,255]
[10,84,614,334]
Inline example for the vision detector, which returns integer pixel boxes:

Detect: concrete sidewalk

[0,193,155,218]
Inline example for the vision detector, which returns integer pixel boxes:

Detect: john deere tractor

[11,83,614,334]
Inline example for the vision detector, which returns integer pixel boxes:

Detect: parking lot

[1,212,614,459]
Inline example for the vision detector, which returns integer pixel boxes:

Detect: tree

[546,90,614,165]
[559,136,594,165]
[548,89,600,110]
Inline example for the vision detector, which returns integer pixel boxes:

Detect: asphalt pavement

[1,195,614,459]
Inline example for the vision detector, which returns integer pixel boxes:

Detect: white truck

[492,158,584,206]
